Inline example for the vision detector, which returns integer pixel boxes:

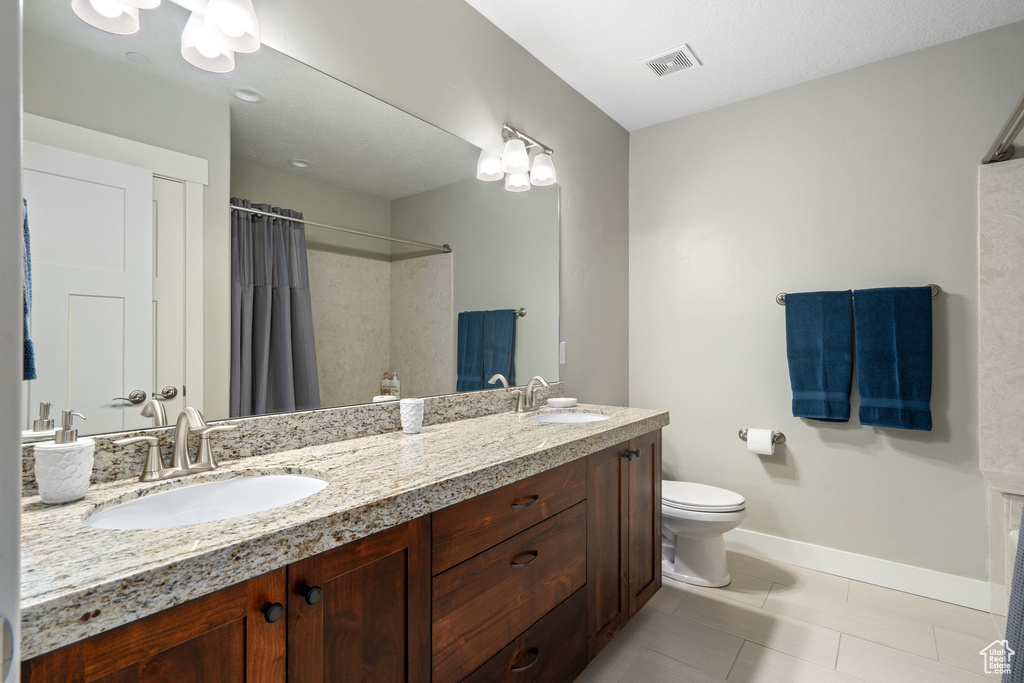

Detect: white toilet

[661,481,746,587]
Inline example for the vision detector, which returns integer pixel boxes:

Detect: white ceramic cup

[400,398,425,434]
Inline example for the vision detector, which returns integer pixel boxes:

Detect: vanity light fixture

[181,11,235,73]
[72,0,141,35]
[476,123,557,191]
[70,0,262,74]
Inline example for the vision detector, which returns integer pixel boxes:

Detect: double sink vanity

[19,389,668,682]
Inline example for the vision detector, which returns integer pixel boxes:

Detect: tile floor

[576,552,1005,682]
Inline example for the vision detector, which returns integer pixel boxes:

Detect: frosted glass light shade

[120,0,160,8]
[530,153,557,186]
[501,138,529,174]
[505,172,531,192]
[476,149,504,181]
[182,12,236,73]
[204,0,261,53]
[72,0,140,35]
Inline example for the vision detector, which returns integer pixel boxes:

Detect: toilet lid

[663,481,745,513]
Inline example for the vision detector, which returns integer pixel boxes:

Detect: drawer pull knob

[261,602,284,624]
[510,551,539,569]
[301,585,323,606]
[623,449,640,460]
[511,495,540,510]
[510,647,539,673]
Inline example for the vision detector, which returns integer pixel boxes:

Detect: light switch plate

[559,341,566,365]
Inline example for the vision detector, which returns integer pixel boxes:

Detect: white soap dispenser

[391,373,401,399]
[33,410,95,504]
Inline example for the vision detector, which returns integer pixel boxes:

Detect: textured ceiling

[25,0,478,200]
[464,0,1024,131]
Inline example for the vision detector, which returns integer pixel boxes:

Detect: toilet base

[662,533,732,588]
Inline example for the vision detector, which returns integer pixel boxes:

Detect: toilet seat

[663,481,745,513]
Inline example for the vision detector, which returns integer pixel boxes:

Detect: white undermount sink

[527,412,610,424]
[84,473,328,530]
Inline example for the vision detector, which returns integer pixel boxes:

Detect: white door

[23,141,153,435]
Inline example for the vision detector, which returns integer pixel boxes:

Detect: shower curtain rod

[983,89,1024,164]
[231,204,452,254]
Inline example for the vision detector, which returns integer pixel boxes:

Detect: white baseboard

[725,528,992,612]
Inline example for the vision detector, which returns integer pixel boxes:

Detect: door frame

[24,113,208,413]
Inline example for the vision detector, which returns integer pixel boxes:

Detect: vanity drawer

[432,501,587,683]
[432,458,586,575]
[463,587,587,683]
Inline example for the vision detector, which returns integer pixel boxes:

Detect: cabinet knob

[510,647,540,673]
[631,449,641,459]
[261,601,284,623]
[301,585,323,606]
[622,449,640,460]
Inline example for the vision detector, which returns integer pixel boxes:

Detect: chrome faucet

[517,376,550,412]
[140,396,167,427]
[114,407,240,481]
[168,407,207,476]
[488,374,509,388]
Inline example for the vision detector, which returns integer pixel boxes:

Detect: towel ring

[776,284,941,306]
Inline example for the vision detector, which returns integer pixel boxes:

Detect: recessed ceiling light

[289,159,312,169]
[230,86,266,103]
[125,51,149,64]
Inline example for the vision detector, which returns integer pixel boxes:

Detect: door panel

[152,177,186,419]
[23,141,152,434]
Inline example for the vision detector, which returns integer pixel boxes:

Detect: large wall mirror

[21,1,559,439]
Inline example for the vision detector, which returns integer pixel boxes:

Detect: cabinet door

[628,430,662,617]
[21,569,287,683]
[586,443,629,660]
[287,517,431,683]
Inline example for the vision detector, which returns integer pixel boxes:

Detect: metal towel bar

[776,284,941,306]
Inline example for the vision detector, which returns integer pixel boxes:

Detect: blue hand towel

[785,290,853,421]
[853,287,932,431]
[23,199,36,382]
[482,309,517,387]
[456,311,485,392]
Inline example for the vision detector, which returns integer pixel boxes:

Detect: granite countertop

[20,404,669,660]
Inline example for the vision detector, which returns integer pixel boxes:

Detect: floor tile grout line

[723,639,746,681]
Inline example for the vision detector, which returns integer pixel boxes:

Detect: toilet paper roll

[746,428,775,456]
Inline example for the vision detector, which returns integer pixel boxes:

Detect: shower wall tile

[307,248,391,408]
[390,253,454,399]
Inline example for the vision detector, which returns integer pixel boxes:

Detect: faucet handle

[191,425,237,471]
[114,436,165,482]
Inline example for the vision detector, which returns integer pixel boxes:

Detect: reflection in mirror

[22,0,559,438]
[0,617,10,683]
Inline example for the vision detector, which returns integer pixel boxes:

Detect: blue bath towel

[785,290,853,421]
[853,287,932,431]
[456,311,485,392]
[482,309,517,387]
[23,199,36,382]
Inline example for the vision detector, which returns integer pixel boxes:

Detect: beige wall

[22,31,232,420]
[630,21,1024,580]
[391,179,560,386]
[231,158,392,259]
[0,0,22,673]
[254,0,629,405]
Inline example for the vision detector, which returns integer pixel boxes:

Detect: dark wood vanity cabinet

[22,429,662,683]
[21,568,287,682]
[586,431,662,660]
[287,517,431,683]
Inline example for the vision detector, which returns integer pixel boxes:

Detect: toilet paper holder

[738,428,785,445]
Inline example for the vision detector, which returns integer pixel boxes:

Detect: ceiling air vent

[644,44,701,78]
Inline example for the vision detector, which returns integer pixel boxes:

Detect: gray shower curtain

[230,199,321,417]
